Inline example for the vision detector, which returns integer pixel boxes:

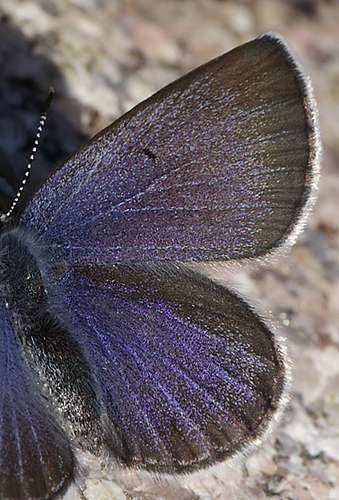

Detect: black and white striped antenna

[0,87,55,224]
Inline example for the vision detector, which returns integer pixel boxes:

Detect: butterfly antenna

[0,87,55,223]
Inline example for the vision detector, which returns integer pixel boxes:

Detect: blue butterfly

[0,33,321,500]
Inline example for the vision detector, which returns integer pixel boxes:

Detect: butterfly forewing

[0,301,74,500]
[20,34,319,265]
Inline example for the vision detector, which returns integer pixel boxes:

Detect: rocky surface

[0,1,338,499]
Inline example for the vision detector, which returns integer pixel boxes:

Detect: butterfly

[0,33,321,500]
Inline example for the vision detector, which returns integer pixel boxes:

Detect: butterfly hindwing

[53,262,285,472]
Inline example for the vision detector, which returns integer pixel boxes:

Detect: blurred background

[0,1,338,499]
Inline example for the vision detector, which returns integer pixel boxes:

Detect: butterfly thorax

[0,227,105,455]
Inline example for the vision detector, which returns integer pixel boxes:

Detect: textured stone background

[0,1,338,499]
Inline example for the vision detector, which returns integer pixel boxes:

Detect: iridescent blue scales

[0,33,320,500]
